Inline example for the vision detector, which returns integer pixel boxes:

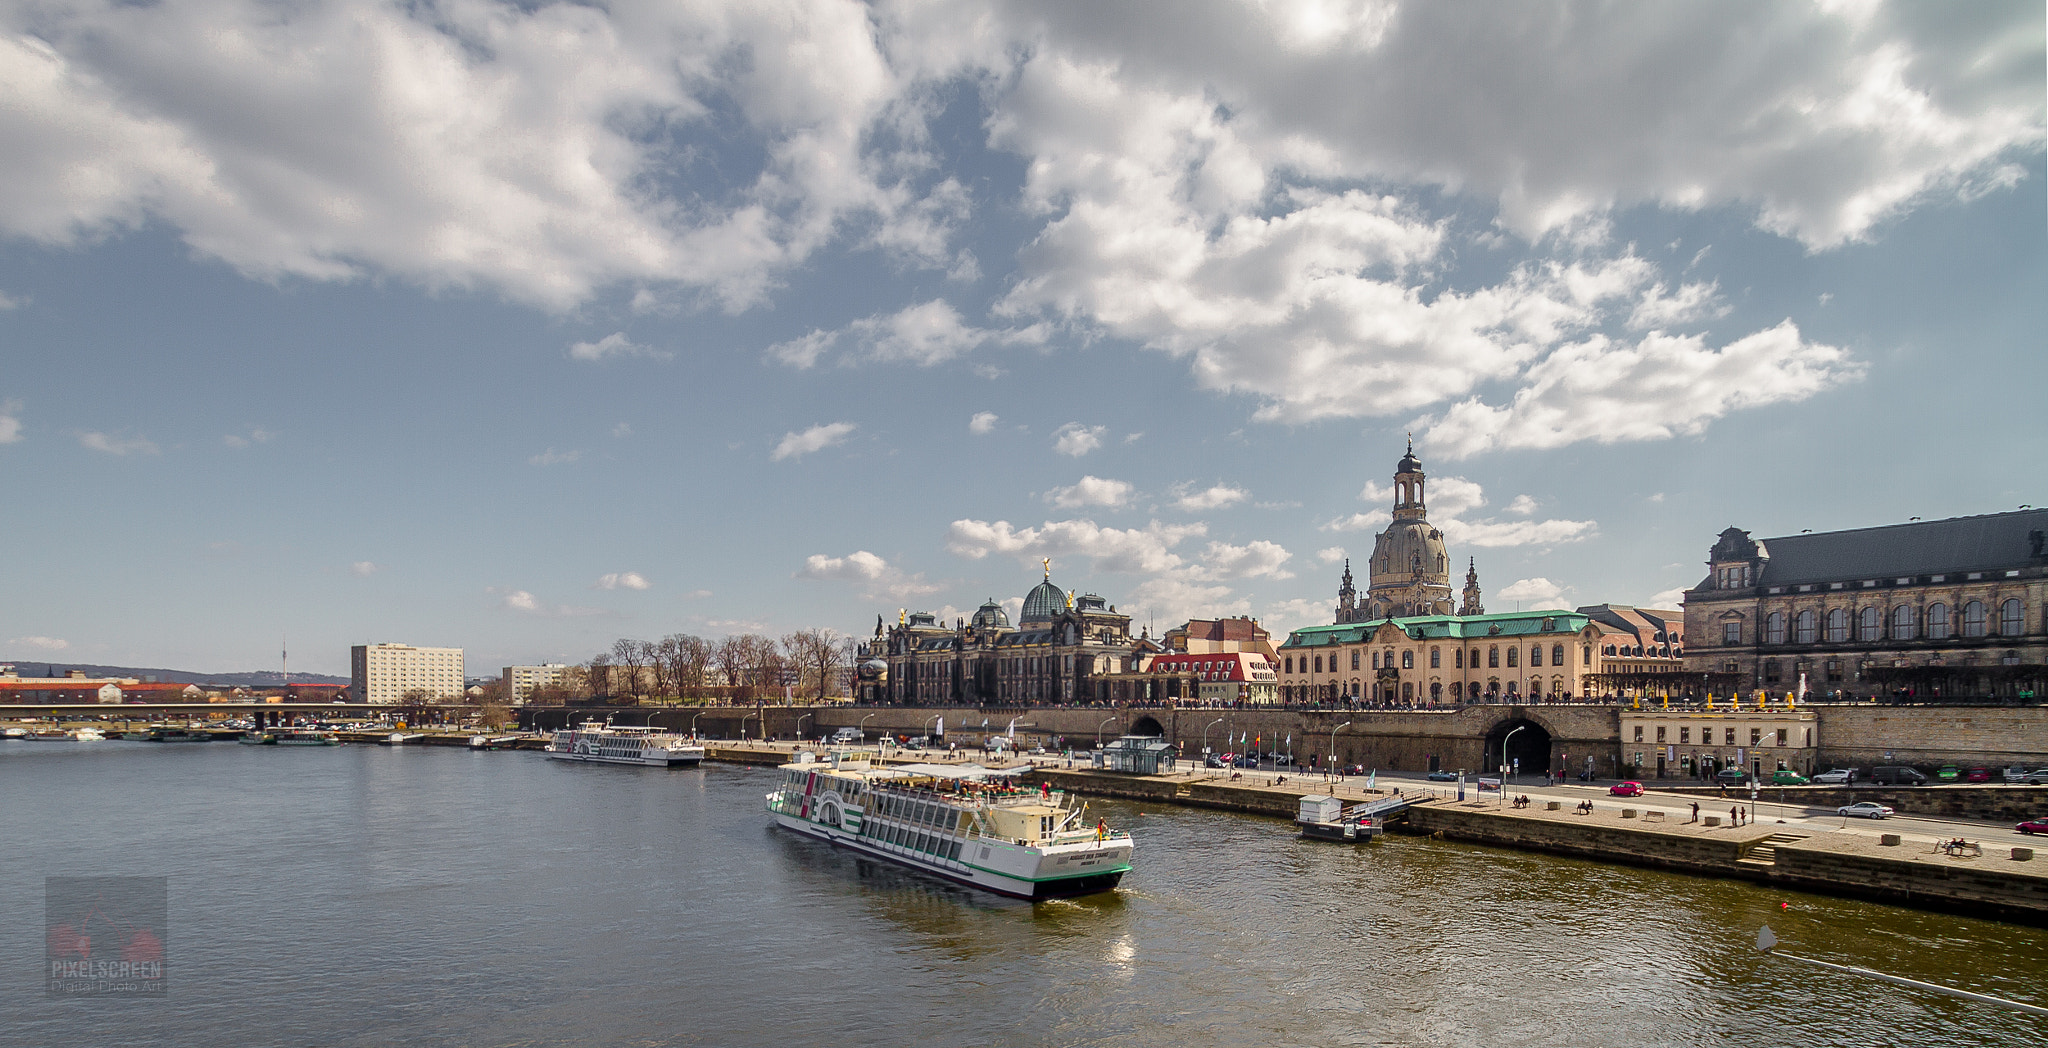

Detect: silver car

[1838,801,1895,819]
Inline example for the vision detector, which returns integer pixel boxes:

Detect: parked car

[1204,754,1225,769]
[1714,767,1750,785]
[1813,769,1854,785]
[1769,770,1810,785]
[1870,766,1928,786]
[1341,764,1366,776]
[1965,767,1992,783]
[2023,768,2048,786]
[1838,801,1896,819]
[2016,819,2048,835]
[1609,781,1645,797]
[1937,765,1961,781]
[1426,770,1458,782]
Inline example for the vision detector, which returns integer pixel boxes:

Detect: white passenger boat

[765,755,1132,899]
[70,727,108,741]
[383,732,426,745]
[546,722,705,767]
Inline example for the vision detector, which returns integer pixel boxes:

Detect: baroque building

[1337,442,1462,622]
[1681,510,2048,701]
[858,567,1141,706]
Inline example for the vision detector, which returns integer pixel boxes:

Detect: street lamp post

[1097,717,1117,748]
[1500,724,1527,807]
[859,713,875,743]
[690,711,705,738]
[796,712,812,744]
[1202,717,1224,773]
[740,712,757,744]
[1329,721,1351,785]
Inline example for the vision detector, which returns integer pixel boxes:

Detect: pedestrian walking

[1729,805,1738,825]
[1690,801,1700,822]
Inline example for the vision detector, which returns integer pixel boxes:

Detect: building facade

[1143,651,1279,706]
[1682,510,2048,701]
[502,663,572,705]
[1578,604,1687,698]
[861,569,1141,706]
[1336,443,1461,622]
[1618,705,1820,779]
[1279,611,1600,704]
[351,643,465,704]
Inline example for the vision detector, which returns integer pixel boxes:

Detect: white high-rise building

[351,643,465,704]
[502,663,572,705]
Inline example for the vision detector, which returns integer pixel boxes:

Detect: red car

[1966,767,1993,783]
[2017,819,2048,835]
[1609,781,1645,797]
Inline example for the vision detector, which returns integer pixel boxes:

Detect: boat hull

[768,810,1126,900]
[1297,818,1383,842]
[545,750,703,767]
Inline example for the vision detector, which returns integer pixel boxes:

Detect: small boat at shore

[1295,794,1383,843]
[70,727,107,742]
[145,728,213,742]
[238,731,277,745]
[275,729,338,746]
[383,732,426,745]
[766,753,1132,899]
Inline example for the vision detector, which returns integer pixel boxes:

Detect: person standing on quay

[1691,801,1700,823]
[1729,805,1739,826]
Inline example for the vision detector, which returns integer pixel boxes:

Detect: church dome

[971,599,1011,630]
[1397,447,1422,474]
[1020,579,1069,623]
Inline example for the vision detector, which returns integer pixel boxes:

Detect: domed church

[1337,441,1480,622]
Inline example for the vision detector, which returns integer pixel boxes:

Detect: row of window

[1601,644,1677,658]
[1284,643,1591,675]
[1633,725,1805,747]
[1740,599,2029,646]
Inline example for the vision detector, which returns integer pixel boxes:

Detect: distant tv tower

[281,634,289,688]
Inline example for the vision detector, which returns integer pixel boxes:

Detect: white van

[830,727,862,744]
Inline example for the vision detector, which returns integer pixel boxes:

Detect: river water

[3,741,2044,1047]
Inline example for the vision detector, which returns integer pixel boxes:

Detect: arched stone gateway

[1484,717,1552,775]
[1129,715,1165,738]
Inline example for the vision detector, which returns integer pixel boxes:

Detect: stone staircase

[1738,832,1811,866]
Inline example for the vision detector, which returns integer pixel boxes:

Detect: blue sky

[2,1,2043,677]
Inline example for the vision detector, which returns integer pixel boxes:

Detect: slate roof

[1279,610,1588,649]
[1744,509,2048,587]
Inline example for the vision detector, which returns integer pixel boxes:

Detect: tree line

[514,629,854,705]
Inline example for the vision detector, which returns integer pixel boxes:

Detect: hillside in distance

[0,661,350,687]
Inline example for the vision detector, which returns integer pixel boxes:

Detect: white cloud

[1126,577,1249,628]
[595,572,651,591]
[1174,483,1250,512]
[798,551,889,582]
[223,427,275,448]
[772,421,857,462]
[1338,473,1594,548]
[1259,597,1332,634]
[1188,540,1293,581]
[1497,577,1568,607]
[0,400,22,444]
[946,517,1205,576]
[570,333,671,362]
[348,561,379,577]
[1052,423,1106,457]
[1320,510,1389,533]
[492,586,606,617]
[797,550,938,600]
[1418,322,1861,459]
[1645,586,1689,610]
[1505,495,1539,516]
[9,635,69,651]
[968,411,999,434]
[612,422,631,438]
[0,290,22,310]
[528,448,580,466]
[78,431,158,455]
[499,589,542,614]
[1315,546,1347,565]
[768,300,1046,369]
[1357,480,1394,504]
[1046,476,1134,509]
[682,589,713,600]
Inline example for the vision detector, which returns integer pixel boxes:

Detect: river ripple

[2,742,2044,1047]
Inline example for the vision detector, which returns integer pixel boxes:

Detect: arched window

[1431,648,1442,668]
[1313,655,1323,673]
[1450,681,1463,700]
[1488,647,1500,668]
[1530,645,1543,667]
[1582,645,1591,666]
[1402,681,1414,701]
[1891,605,1917,641]
[1825,608,1849,643]
[2000,599,2023,637]
[1927,602,1950,639]
[1430,682,1442,700]
[1552,644,1565,665]
[1402,651,1414,669]
[1794,610,1818,644]
[1506,647,1519,668]
[1858,606,1880,642]
[1372,651,1380,670]
[1528,679,1541,696]
[1603,645,1616,656]
[1455,648,1464,669]
[1961,601,1987,638]
[1470,647,1480,668]
[1765,612,1786,644]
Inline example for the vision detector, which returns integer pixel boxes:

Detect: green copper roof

[1278,610,1590,649]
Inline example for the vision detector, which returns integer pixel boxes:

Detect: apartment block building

[351,643,465,704]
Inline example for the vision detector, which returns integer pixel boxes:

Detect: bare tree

[741,634,788,700]
[587,654,612,700]
[610,638,650,703]
[713,635,751,695]
[782,628,846,703]
[660,634,712,701]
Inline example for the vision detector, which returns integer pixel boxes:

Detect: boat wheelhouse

[546,722,706,767]
[766,754,1132,899]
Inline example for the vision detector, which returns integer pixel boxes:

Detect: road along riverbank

[1014,765,2048,925]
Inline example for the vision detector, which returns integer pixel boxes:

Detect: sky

[1,1,2043,678]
